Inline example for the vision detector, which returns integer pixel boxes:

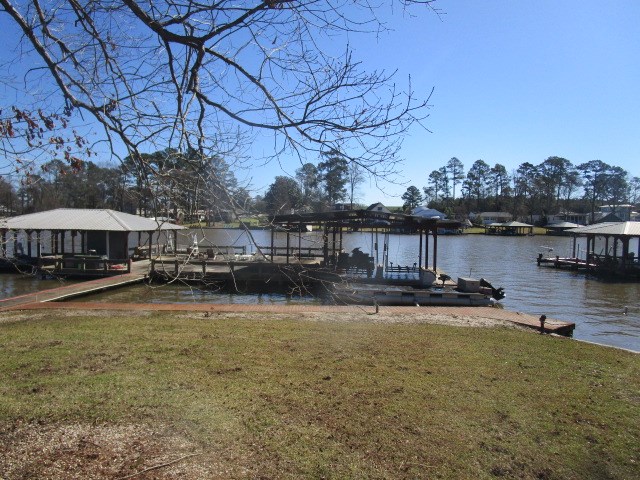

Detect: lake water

[1,229,638,352]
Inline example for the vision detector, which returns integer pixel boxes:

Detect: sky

[251,0,640,205]
[1,1,639,207]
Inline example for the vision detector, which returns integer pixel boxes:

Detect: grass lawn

[0,310,638,479]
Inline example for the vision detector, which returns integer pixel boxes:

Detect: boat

[330,277,504,307]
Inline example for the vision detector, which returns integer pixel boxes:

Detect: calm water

[1,229,638,352]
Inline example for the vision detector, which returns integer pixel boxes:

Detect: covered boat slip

[149,209,462,291]
[0,209,184,277]
[537,221,640,279]
[266,209,453,280]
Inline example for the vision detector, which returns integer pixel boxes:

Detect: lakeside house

[596,204,635,222]
[366,202,392,214]
[472,212,512,225]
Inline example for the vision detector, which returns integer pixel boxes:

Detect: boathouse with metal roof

[567,222,640,277]
[0,209,184,276]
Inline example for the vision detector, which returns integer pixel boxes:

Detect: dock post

[539,315,546,334]
[537,253,542,266]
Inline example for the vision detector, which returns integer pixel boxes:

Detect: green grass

[1,311,638,479]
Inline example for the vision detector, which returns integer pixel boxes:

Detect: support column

[331,226,337,265]
[36,231,42,258]
[621,237,629,274]
[323,224,329,265]
[418,229,423,269]
[286,229,290,265]
[148,231,153,259]
[26,231,32,258]
[270,226,275,263]
[432,227,438,272]
[424,228,429,269]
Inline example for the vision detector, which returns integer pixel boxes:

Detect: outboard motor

[480,278,506,301]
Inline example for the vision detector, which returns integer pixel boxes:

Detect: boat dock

[0,261,150,311]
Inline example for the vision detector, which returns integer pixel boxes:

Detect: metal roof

[546,222,582,229]
[567,222,640,237]
[268,209,457,230]
[0,209,185,232]
[501,221,533,227]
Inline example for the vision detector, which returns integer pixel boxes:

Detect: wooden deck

[537,254,640,279]
[0,260,150,311]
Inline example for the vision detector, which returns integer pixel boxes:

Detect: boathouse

[0,208,184,276]
[544,221,582,236]
[567,222,640,278]
[485,221,534,236]
[267,208,455,274]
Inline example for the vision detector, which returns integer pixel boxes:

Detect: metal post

[418,229,423,270]
[286,229,290,265]
[432,226,438,272]
[323,224,329,265]
[331,225,337,265]
[270,226,275,263]
[424,228,429,269]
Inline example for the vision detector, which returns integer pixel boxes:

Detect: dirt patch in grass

[0,421,245,479]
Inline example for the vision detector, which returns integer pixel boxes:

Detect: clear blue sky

[253,0,640,205]
[2,1,638,207]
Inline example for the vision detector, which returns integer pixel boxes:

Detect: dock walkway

[0,260,150,311]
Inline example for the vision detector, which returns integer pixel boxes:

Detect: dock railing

[39,255,131,274]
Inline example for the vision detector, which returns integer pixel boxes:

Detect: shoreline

[4,302,638,353]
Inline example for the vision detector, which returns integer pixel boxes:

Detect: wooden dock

[537,253,640,279]
[0,261,150,311]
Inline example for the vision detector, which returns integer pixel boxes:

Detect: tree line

[401,157,640,223]
[0,148,362,220]
[1,148,250,223]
